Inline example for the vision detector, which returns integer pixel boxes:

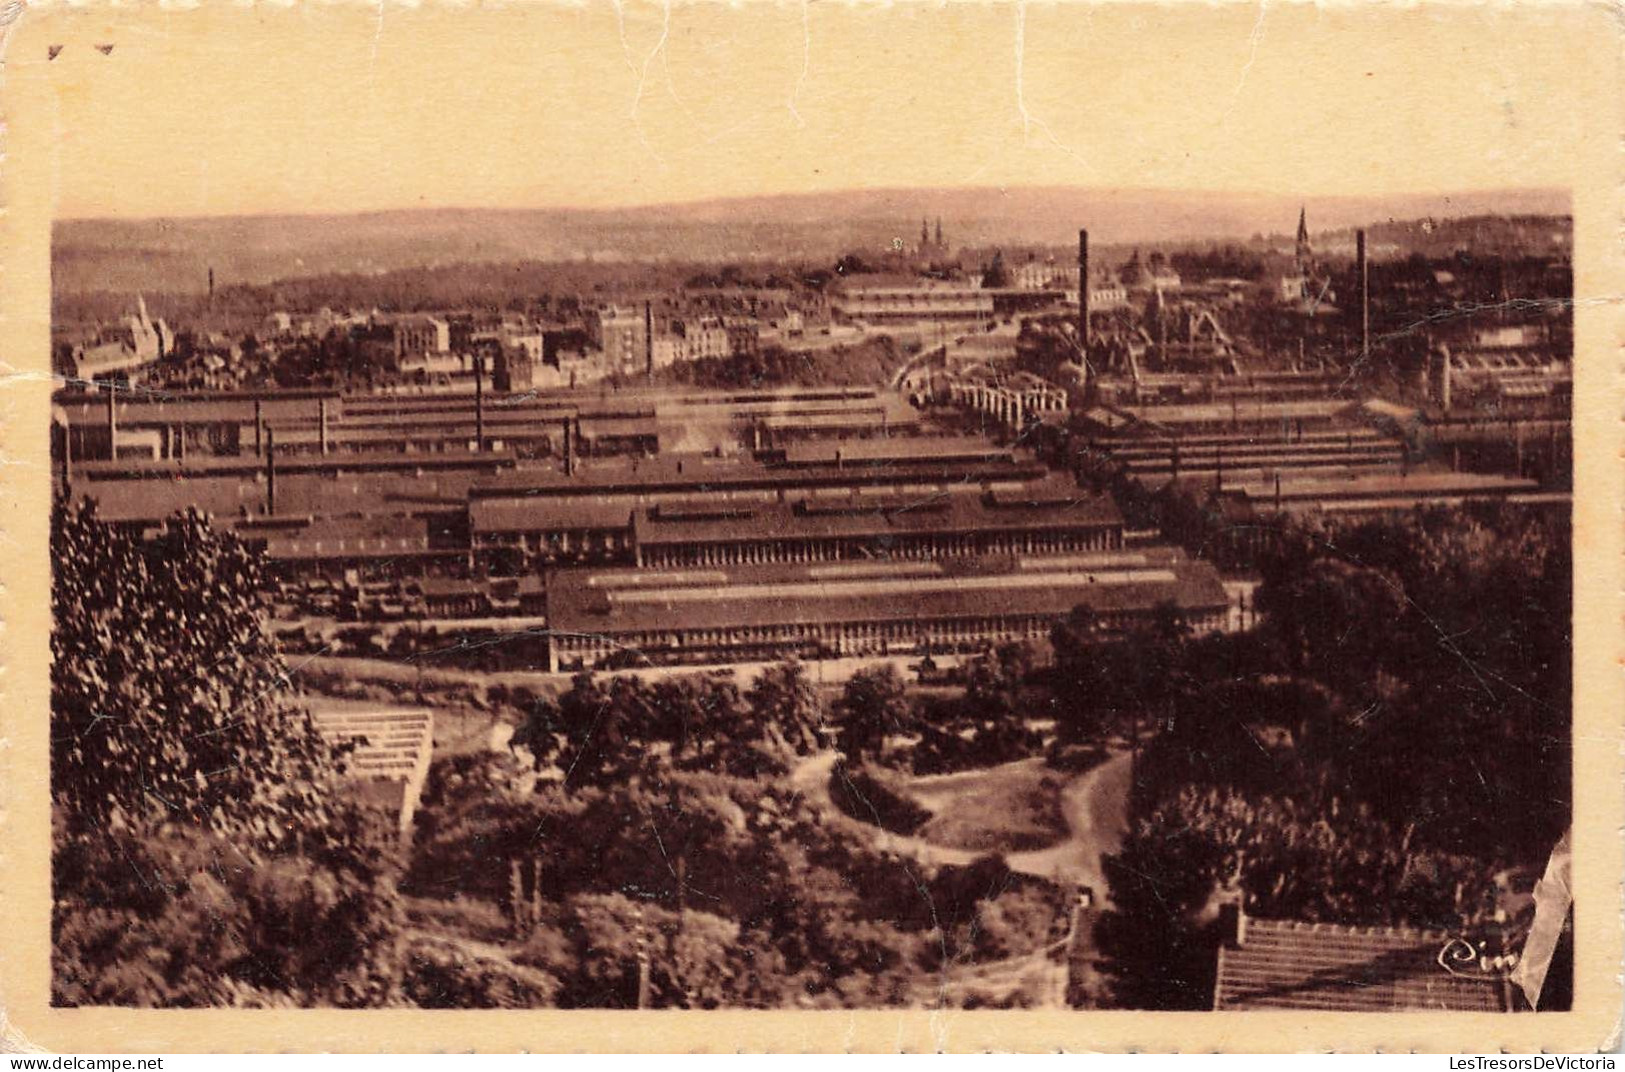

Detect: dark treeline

[1049,495,1570,1008]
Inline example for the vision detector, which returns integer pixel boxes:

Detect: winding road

[790,750,1132,901]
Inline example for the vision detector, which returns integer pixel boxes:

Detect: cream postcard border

[0,0,1620,1053]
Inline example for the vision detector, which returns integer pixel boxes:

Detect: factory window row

[637,528,1122,568]
[550,605,1226,672]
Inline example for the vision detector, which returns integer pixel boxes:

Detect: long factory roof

[1224,468,1543,503]
[632,491,1120,546]
[1118,398,1360,427]
[467,453,1049,499]
[58,391,342,427]
[58,384,904,427]
[249,515,438,560]
[468,482,1120,542]
[66,469,485,525]
[546,552,1229,636]
[68,449,517,481]
[778,435,1016,467]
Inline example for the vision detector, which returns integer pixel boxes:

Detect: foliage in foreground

[407,745,1068,1007]
[51,500,406,1007]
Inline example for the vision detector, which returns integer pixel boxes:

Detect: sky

[18,1,1611,221]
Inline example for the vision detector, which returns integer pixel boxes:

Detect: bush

[827,763,931,835]
[402,936,560,1008]
[54,821,405,1008]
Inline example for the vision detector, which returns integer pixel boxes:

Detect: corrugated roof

[547,554,1227,635]
[780,436,1012,466]
[624,492,1122,547]
[471,499,634,533]
[1214,919,1511,1012]
[469,455,1047,499]
[59,392,342,428]
[71,449,514,481]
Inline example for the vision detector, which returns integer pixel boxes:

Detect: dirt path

[792,750,1132,897]
[1006,753,1131,899]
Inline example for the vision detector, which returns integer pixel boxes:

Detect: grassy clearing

[907,759,1070,855]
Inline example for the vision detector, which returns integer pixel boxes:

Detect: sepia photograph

[2,0,1621,1053]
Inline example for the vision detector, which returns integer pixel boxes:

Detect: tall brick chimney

[265,426,277,515]
[1437,344,1453,411]
[474,354,485,453]
[644,300,654,379]
[1077,229,1090,360]
[318,397,330,455]
[105,386,117,459]
[1357,228,1370,364]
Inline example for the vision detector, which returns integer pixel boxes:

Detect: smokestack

[474,354,485,453]
[265,427,277,515]
[254,399,264,457]
[59,415,71,486]
[208,267,215,311]
[1437,344,1453,411]
[1357,229,1370,364]
[105,386,117,460]
[562,417,574,475]
[1077,229,1090,360]
[644,300,654,378]
[318,397,330,455]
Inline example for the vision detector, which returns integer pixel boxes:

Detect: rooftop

[1213,918,1511,1012]
[623,490,1120,546]
[546,552,1227,636]
[468,453,1046,499]
[779,436,1016,467]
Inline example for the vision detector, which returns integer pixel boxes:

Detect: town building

[594,305,650,372]
[832,278,995,324]
[391,315,451,362]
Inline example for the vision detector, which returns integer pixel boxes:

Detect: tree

[962,640,1035,720]
[52,499,356,846]
[1257,557,1409,702]
[834,665,911,761]
[546,673,658,791]
[50,499,405,1006]
[744,659,827,760]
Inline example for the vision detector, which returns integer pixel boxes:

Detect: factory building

[53,385,929,463]
[544,551,1231,671]
[470,475,1122,572]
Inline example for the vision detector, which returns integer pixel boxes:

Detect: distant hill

[53,186,1569,296]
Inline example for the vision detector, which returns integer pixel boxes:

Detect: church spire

[1295,206,1312,266]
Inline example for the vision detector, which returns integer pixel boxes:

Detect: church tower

[1295,206,1312,271]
